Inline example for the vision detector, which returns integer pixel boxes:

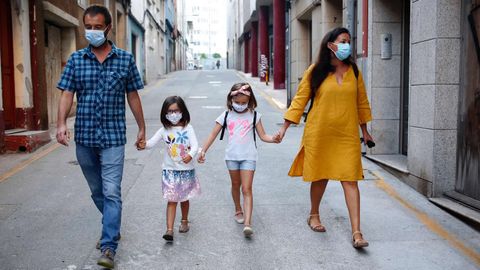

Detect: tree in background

[213,53,222,58]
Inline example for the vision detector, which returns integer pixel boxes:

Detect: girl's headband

[230,85,251,97]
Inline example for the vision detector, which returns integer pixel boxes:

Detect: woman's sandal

[163,229,174,242]
[352,231,369,248]
[307,214,326,232]
[179,220,190,233]
[234,211,245,224]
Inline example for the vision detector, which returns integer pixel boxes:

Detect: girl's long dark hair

[310,27,358,103]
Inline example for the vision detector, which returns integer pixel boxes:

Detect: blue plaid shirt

[57,42,144,148]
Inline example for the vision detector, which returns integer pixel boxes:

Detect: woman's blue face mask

[333,43,351,61]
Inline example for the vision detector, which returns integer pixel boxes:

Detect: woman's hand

[362,130,374,145]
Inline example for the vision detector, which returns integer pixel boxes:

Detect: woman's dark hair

[160,96,190,128]
[227,83,257,111]
[83,5,112,26]
[310,27,358,103]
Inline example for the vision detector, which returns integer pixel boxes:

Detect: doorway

[45,24,62,125]
[0,0,15,129]
[455,0,480,205]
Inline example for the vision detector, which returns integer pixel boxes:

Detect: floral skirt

[162,169,201,202]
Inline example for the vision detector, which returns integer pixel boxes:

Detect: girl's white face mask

[232,102,248,112]
[166,112,182,125]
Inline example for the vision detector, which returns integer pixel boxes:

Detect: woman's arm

[197,123,223,163]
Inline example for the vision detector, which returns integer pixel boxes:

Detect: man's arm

[56,91,75,146]
[127,91,146,149]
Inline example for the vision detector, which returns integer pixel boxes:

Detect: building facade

[0,0,189,153]
[186,0,227,70]
[228,0,287,89]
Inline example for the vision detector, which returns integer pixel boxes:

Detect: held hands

[197,150,206,163]
[272,131,282,143]
[136,129,146,150]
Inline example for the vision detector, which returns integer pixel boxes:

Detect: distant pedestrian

[56,5,146,268]
[198,83,280,237]
[277,27,373,248]
[216,60,221,69]
[141,96,201,242]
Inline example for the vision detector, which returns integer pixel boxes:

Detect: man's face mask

[85,28,108,47]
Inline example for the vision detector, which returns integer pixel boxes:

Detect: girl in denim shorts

[198,83,280,237]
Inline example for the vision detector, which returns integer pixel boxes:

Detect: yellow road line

[372,171,480,266]
[0,143,62,183]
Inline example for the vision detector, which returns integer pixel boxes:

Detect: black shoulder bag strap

[219,111,229,140]
[253,110,257,148]
[304,64,359,122]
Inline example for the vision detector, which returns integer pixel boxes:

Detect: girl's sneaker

[243,226,253,237]
[234,211,245,224]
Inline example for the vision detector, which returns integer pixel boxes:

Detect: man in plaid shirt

[56,5,145,268]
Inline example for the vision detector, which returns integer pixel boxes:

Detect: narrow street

[0,70,479,269]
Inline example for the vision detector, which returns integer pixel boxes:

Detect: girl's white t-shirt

[145,124,199,171]
[215,110,261,161]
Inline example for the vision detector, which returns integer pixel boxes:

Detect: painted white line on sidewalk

[188,96,208,99]
[208,81,222,84]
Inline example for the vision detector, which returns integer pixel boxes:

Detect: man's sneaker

[97,248,115,269]
[96,233,121,250]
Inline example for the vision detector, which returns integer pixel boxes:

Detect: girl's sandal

[307,214,326,232]
[234,211,245,224]
[179,220,190,233]
[352,231,369,248]
[163,229,174,242]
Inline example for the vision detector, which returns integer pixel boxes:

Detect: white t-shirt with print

[145,124,199,171]
[215,110,261,161]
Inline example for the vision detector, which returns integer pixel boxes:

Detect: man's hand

[135,129,146,150]
[56,123,70,146]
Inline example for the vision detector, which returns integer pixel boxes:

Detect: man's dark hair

[83,5,112,26]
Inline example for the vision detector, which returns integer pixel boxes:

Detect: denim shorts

[225,160,256,171]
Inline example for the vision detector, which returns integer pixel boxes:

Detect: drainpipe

[286,0,292,107]
[346,0,356,57]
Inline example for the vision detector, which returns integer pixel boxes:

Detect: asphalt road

[0,69,479,269]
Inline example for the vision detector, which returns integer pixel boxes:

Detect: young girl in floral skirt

[143,96,200,242]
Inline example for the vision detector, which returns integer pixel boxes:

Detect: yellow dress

[284,64,372,181]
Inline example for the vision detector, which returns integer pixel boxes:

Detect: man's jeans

[76,144,125,252]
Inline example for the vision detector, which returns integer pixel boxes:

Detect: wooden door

[45,24,62,125]
[0,0,16,129]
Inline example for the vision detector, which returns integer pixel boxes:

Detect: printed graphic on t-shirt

[165,131,191,161]
[228,119,251,144]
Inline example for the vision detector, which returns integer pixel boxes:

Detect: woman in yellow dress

[278,27,373,248]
